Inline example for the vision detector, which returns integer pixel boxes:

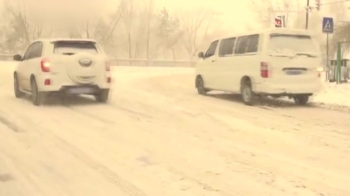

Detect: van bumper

[254,82,322,95]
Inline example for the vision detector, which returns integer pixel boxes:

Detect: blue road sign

[322,17,334,34]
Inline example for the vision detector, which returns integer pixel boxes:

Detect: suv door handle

[212,60,216,62]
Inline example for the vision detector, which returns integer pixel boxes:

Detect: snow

[309,72,350,109]
[313,81,350,107]
[0,61,350,196]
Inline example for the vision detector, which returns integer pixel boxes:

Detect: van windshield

[268,34,318,57]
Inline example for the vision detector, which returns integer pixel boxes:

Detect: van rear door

[266,34,321,85]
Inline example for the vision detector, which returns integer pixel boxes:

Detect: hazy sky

[154,0,256,30]
[1,0,350,33]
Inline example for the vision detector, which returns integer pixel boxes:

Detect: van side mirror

[13,54,22,61]
[198,52,204,58]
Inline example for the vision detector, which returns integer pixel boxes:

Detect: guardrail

[0,54,14,61]
[0,54,197,67]
[110,59,197,67]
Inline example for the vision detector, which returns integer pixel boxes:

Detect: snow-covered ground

[0,61,350,196]
[314,79,350,108]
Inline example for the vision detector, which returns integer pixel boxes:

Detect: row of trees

[1,0,350,60]
[0,0,224,60]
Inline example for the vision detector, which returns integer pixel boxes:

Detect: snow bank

[313,82,350,108]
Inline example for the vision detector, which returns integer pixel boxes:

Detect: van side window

[204,40,218,58]
[246,34,259,53]
[219,37,236,57]
[234,36,249,54]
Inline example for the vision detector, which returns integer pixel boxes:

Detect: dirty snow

[313,81,350,108]
[0,61,350,196]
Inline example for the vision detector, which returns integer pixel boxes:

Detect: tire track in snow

[49,134,149,196]
[0,114,22,132]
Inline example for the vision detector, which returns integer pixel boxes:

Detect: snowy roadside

[312,81,350,111]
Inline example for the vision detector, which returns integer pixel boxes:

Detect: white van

[195,28,322,105]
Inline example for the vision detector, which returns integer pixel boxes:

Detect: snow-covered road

[0,63,350,196]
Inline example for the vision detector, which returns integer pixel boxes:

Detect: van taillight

[106,61,110,71]
[41,58,50,72]
[261,62,268,78]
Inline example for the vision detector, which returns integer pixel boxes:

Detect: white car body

[195,28,323,104]
[13,38,111,105]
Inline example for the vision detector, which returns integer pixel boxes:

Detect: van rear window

[268,34,318,53]
[53,41,98,54]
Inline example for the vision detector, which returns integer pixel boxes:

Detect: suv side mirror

[198,52,204,59]
[13,54,22,61]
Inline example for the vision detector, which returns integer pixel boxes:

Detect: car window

[234,36,249,54]
[22,44,34,61]
[219,37,236,57]
[246,34,259,53]
[53,41,98,54]
[204,40,218,58]
[30,42,43,59]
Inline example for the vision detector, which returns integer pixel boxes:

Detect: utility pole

[305,0,310,29]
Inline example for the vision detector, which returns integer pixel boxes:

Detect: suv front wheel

[14,74,24,98]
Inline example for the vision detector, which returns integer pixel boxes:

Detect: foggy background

[0,0,349,60]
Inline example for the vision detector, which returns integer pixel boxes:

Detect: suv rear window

[53,41,98,54]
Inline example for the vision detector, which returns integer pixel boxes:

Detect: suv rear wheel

[95,89,109,103]
[31,78,46,106]
[293,95,309,105]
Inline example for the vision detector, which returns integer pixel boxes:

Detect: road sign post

[336,42,341,83]
[322,17,334,82]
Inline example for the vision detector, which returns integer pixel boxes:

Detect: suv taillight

[261,62,268,78]
[106,61,110,71]
[41,58,50,72]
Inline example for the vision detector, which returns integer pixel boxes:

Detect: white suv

[13,38,112,106]
[195,28,322,105]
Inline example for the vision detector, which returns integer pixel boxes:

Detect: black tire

[14,74,24,98]
[95,89,109,103]
[30,78,45,106]
[241,81,255,106]
[196,76,207,95]
[293,95,309,105]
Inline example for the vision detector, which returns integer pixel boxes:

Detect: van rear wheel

[293,95,309,105]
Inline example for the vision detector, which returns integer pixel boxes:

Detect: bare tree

[179,7,220,60]
[95,1,125,46]
[145,0,153,59]
[0,1,46,52]
[328,1,350,56]
[155,8,182,60]
[250,0,297,28]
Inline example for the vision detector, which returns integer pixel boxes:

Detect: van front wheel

[241,82,255,105]
[196,77,208,95]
